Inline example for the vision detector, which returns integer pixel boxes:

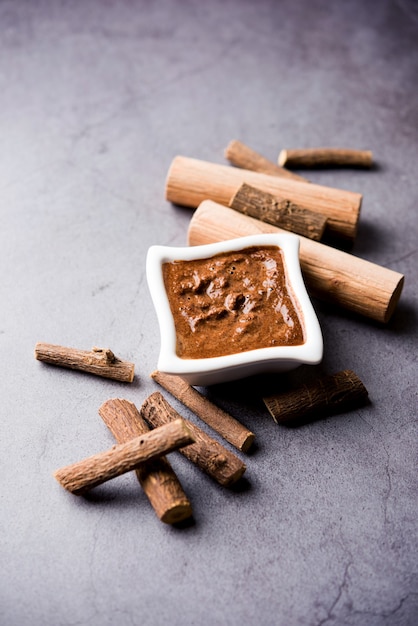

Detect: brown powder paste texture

[162,246,305,359]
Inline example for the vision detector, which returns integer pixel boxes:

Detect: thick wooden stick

[141,392,246,487]
[165,156,362,242]
[229,183,327,241]
[278,148,373,169]
[99,398,192,524]
[54,419,194,495]
[187,201,404,324]
[225,139,308,182]
[151,370,255,453]
[263,370,369,424]
[35,343,135,383]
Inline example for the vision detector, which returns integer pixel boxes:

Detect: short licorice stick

[151,370,255,453]
[99,398,192,524]
[54,419,194,495]
[140,392,246,486]
[278,148,373,169]
[229,183,327,241]
[35,343,135,382]
[263,370,369,424]
[225,139,308,182]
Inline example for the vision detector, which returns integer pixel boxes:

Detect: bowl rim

[146,233,323,378]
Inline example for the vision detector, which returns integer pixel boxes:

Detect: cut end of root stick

[239,431,255,454]
[383,275,405,324]
[160,502,194,525]
[277,149,288,167]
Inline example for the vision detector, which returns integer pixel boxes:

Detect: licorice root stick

[54,419,194,495]
[225,139,308,182]
[263,370,369,424]
[278,148,373,169]
[35,343,135,382]
[151,370,255,452]
[99,398,192,524]
[187,201,404,324]
[141,392,246,486]
[229,182,327,241]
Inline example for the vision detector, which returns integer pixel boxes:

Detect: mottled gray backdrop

[1,1,417,625]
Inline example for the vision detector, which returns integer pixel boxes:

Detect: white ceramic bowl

[146,234,323,386]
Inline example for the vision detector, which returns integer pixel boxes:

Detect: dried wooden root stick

[35,343,135,382]
[278,148,373,169]
[99,398,192,524]
[54,419,194,495]
[151,370,255,453]
[225,139,308,182]
[141,392,246,487]
[229,183,327,241]
[263,370,369,425]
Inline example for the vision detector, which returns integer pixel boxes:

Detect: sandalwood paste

[162,246,305,359]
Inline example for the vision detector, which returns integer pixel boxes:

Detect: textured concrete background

[1,1,417,625]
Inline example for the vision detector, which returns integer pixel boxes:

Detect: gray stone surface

[1,1,417,624]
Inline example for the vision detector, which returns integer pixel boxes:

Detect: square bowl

[146,233,323,386]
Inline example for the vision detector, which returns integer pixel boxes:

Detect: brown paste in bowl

[162,246,305,359]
